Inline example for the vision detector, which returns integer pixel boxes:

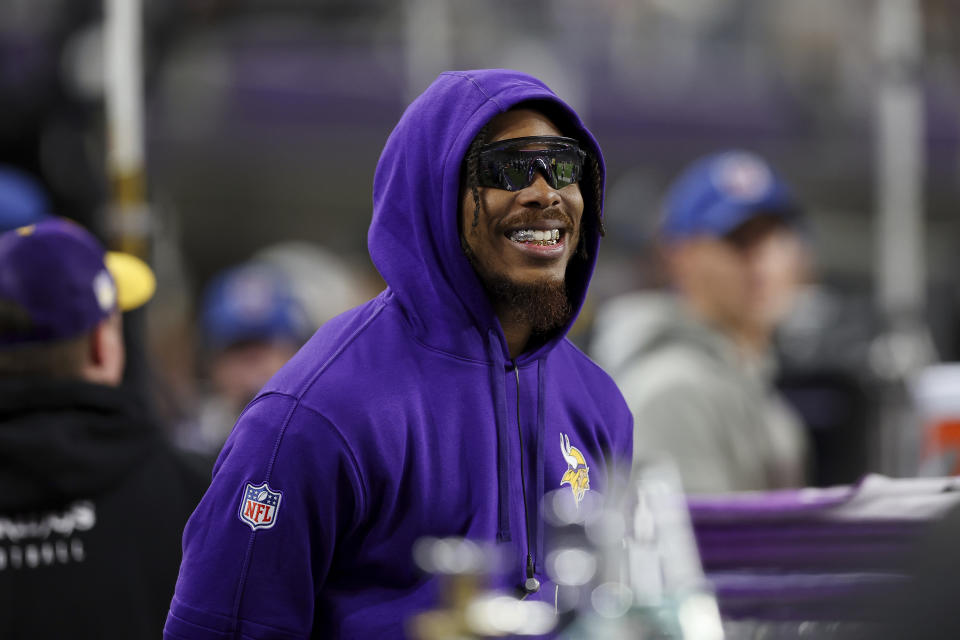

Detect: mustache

[502,207,576,230]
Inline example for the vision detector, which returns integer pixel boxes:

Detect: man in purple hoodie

[164,69,633,639]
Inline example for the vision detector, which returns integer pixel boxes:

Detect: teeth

[509,229,562,245]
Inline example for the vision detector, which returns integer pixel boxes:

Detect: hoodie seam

[230,394,299,635]
[230,393,370,528]
[442,72,504,111]
[227,395,368,631]
[409,331,498,365]
[442,72,548,110]
[290,403,369,525]
[165,610,304,639]
[295,294,389,398]
[390,291,499,364]
[404,316,561,367]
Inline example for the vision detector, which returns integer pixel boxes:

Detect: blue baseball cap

[0,219,156,345]
[0,165,51,232]
[661,150,801,241]
[200,263,310,352]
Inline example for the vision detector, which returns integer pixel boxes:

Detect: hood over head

[368,69,605,364]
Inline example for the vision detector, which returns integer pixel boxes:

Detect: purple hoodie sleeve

[164,393,366,639]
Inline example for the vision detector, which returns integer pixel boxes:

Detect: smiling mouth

[507,228,562,246]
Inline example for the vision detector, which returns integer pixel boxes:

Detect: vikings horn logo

[560,433,590,508]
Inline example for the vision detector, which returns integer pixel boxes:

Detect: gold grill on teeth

[511,229,560,244]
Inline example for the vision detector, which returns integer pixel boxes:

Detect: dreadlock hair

[577,150,605,261]
[463,124,491,229]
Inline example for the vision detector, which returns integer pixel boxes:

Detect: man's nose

[518,173,561,209]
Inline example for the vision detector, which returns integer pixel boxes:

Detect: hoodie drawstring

[488,330,511,543]
[535,359,546,571]
[513,362,539,597]
[487,330,541,596]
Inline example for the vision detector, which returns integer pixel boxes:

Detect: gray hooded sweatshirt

[591,292,808,493]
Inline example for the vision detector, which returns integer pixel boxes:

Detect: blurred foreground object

[543,468,960,638]
[552,458,723,640]
[409,537,556,639]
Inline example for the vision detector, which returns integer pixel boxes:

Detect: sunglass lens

[477,137,585,192]
[550,155,581,189]
[499,158,534,191]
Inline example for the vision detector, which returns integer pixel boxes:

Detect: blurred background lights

[547,547,597,587]
[590,582,634,619]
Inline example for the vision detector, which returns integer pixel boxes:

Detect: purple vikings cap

[661,150,801,241]
[0,218,156,346]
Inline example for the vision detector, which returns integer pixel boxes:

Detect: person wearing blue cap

[0,219,211,638]
[179,262,310,454]
[592,150,811,493]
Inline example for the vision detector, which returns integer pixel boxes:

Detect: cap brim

[717,204,801,238]
[104,251,156,311]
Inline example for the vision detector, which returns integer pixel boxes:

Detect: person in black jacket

[0,219,211,638]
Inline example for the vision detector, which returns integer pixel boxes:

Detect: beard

[462,241,574,335]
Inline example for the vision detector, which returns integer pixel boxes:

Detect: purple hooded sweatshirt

[164,69,633,639]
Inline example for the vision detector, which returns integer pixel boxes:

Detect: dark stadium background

[2,0,959,483]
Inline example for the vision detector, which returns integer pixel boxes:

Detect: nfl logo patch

[238,482,283,531]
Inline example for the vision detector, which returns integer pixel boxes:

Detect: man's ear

[82,312,125,386]
[87,320,105,367]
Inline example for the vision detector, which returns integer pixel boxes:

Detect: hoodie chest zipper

[513,363,540,598]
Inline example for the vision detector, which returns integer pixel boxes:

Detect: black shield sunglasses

[476,136,586,192]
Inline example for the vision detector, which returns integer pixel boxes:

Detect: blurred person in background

[0,164,50,232]
[0,219,210,638]
[180,262,311,454]
[164,69,632,639]
[254,241,377,330]
[592,150,811,493]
